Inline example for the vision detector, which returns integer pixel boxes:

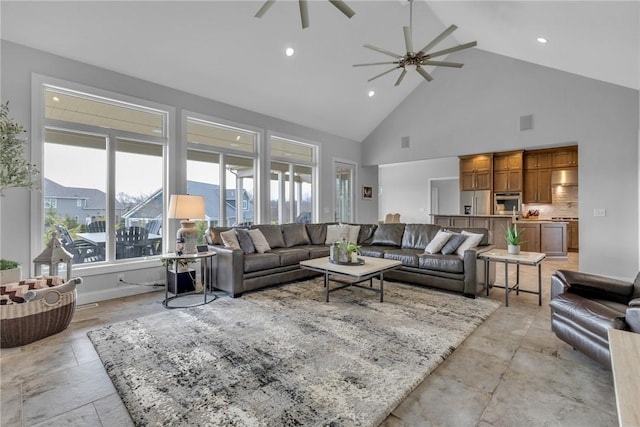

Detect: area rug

[88,279,500,426]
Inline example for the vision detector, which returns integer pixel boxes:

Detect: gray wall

[364,48,639,280]
[0,40,376,303]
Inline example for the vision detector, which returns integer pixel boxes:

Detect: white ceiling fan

[354,0,477,86]
[255,0,355,29]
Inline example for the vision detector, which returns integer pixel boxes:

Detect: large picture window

[41,85,168,265]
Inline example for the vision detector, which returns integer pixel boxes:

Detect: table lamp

[168,194,205,255]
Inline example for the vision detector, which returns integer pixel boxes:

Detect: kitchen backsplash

[523,185,579,219]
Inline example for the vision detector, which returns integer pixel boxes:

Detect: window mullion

[106,134,117,261]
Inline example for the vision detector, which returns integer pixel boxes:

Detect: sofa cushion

[440,233,467,255]
[206,227,232,245]
[247,229,271,253]
[271,248,310,266]
[235,228,256,254]
[305,224,327,245]
[402,224,441,250]
[419,254,465,274]
[359,246,387,258]
[383,249,419,267]
[299,245,331,259]
[445,227,490,246]
[244,253,281,273]
[455,231,484,256]
[252,224,286,249]
[220,230,241,250]
[357,224,378,245]
[282,223,311,247]
[425,230,452,254]
[371,223,405,247]
[549,293,627,341]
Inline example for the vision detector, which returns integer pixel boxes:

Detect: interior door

[334,161,355,223]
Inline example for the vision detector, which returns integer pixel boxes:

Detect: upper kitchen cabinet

[551,146,578,168]
[524,150,552,169]
[460,154,493,191]
[493,151,523,192]
[524,168,552,203]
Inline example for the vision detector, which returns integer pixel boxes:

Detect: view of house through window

[42,85,167,265]
[186,117,258,236]
[270,137,316,224]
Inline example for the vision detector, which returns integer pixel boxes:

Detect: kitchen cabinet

[433,216,451,227]
[567,220,579,252]
[494,170,523,192]
[551,147,578,168]
[451,217,471,228]
[460,154,493,191]
[541,223,567,257]
[490,217,512,250]
[516,223,541,253]
[469,217,490,230]
[524,169,552,203]
[524,151,552,169]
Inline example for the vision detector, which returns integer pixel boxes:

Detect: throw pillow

[455,231,485,256]
[424,230,452,254]
[252,225,286,248]
[282,223,311,247]
[247,229,271,253]
[235,228,256,254]
[305,223,327,245]
[440,233,467,255]
[325,224,351,244]
[220,230,240,250]
[633,272,640,299]
[347,225,361,244]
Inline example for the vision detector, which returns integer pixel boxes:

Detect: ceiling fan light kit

[354,0,477,86]
[255,0,355,29]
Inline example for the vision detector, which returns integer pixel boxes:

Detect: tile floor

[0,253,619,426]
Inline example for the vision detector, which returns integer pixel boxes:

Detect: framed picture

[362,185,373,200]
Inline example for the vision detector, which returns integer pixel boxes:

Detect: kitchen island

[432,215,568,258]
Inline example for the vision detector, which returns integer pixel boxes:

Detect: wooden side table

[160,251,216,308]
[478,249,545,306]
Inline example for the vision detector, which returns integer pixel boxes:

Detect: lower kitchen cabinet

[567,221,579,251]
[490,217,512,250]
[516,223,541,253]
[541,223,567,257]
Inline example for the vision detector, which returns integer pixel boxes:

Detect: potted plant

[1,102,40,195]
[346,242,361,263]
[506,223,526,255]
[0,259,22,285]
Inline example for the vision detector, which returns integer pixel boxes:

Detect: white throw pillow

[247,229,271,253]
[220,229,240,250]
[347,225,361,244]
[325,224,351,244]
[455,231,484,256]
[424,230,452,254]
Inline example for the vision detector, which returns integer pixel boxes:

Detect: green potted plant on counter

[506,223,526,255]
[0,259,21,285]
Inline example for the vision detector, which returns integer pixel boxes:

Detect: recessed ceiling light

[52,96,60,102]
[235,135,241,141]
[537,37,548,44]
[368,90,376,97]
[285,47,295,57]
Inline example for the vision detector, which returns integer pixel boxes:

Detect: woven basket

[0,277,82,348]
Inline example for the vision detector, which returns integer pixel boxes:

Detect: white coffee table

[478,249,545,306]
[300,256,402,302]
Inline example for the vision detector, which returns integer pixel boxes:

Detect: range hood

[551,169,578,186]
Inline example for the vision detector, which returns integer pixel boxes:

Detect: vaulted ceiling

[1,1,638,141]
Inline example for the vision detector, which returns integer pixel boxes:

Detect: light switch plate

[593,208,606,217]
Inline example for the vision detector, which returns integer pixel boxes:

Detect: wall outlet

[117,273,125,283]
[593,208,606,217]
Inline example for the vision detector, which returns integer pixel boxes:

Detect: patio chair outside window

[54,225,103,264]
[116,226,150,259]
[87,221,106,232]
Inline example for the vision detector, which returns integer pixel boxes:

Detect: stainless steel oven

[494,192,522,214]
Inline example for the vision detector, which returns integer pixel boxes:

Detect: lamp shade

[168,195,205,220]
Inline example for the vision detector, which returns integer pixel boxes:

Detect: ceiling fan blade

[353,61,399,67]
[427,41,477,59]
[418,24,457,54]
[254,0,275,18]
[403,26,414,53]
[416,66,434,82]
[299,0,309,29]
[368,67,400,82]
[422,60,464,68]
[363,44,402,59]
[329,0,355,18]
[394,69,408,86]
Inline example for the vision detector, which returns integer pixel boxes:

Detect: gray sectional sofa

[205,222,495,298]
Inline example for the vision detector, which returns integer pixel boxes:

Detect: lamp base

[177,220,199,254]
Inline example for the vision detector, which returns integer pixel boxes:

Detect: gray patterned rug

[88,278,500,426]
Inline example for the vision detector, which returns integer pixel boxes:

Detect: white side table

[160,251,216,308]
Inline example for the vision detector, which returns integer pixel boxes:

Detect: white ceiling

[1,1,638,142]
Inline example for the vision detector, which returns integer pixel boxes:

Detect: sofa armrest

[552,270,634,304]
[627,298,640,333]
[209,246,244,297]
[462,245,494,297]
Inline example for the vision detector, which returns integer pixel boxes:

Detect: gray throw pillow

[282,223,311,247]
[305,224,327,245]
[252,224,286,248]
[441,233,467,255]
[235,228,256,254]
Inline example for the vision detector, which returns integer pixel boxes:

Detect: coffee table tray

[329,258,365,266]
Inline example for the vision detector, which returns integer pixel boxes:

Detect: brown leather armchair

[550,270,640,368]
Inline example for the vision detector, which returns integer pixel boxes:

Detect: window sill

[71,256,163,276]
